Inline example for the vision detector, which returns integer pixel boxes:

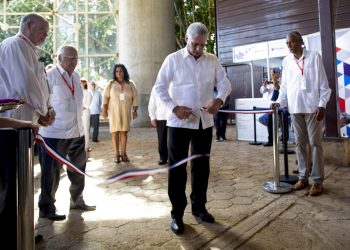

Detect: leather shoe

[70,203,96,211]
[293,179,309,190]
[171,217,184,234]
[263,142,273,147]
[192,208,215,223]
[92,139,99,142]
[39,212,66,221]
[158,159,167,165]
[309,183,323,196]
[35,234,43,243]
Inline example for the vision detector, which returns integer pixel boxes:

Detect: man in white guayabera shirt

[38,46,96,222]
[0,13,55,244]
[271,31,331,196]
[155,22,232,235]
[0,13,55,125]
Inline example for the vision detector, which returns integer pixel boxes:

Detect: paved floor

[34,125,350,250]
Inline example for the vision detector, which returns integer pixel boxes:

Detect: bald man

[0,13,55,125]
[271,31,331,196]
[38,46,96,222]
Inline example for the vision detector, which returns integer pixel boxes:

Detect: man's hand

[151,119,157,128]
[270,103,280,110]
[38,108,55,126]
[173,106,193,120]
[202,98,222,115]
[262,79,269,87]
[315,107,326,121]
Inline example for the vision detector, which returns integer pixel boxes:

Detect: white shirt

[260,83,274,99]
[276,50,331,114]
[39,64,84,139]
[148,85,168,121]
[90,90,102,115]
[0,33,50,123]
[155,48,232,129]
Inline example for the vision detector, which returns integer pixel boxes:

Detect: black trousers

[168,124,212,219]
[215,112,228,139]
[38,136,86,214]
[90,114,100,141]
[156,120,168,161]
[267,114,273,143]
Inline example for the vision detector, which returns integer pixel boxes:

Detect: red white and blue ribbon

[218,109,274,114]
[35,134,90,176]
[35,134,208,183]
[106,154,209,183]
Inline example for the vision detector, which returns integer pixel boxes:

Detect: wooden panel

[225,64,264,118]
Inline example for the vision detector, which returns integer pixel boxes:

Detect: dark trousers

[267,114,273,143]
[268,111,290,143]
[156,120,168,161]
[38,136,86,214]
[215,112,228,140]
[168,123,212,219]
[90,114,100,141]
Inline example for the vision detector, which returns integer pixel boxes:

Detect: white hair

[186,22,209,39]
[19,13,47,33]
[56,46,77,60]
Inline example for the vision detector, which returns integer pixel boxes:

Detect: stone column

[119,0,175,127]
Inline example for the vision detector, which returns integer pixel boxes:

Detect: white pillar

[119,0,175,127]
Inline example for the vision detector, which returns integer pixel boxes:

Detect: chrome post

[262,109,293,194]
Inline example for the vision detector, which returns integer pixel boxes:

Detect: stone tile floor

[34,126,350,250]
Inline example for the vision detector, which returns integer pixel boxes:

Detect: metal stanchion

[279,109,298,184]
[262,108,292,193]
[0,128,34,249]
[249,106,262,145]
[17,128,34,250]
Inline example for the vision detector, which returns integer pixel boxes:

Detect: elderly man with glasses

[38,46,95,221]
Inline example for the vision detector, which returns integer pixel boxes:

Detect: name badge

[300,76,307,90]
[120,93,125,101]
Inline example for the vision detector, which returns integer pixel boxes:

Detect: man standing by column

[38,46,96,221]
[155,22,231,234]
[148,85,168,165]
[89,81,102,142]
[271,31,331,196]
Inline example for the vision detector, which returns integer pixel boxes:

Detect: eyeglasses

[63,55,79,61]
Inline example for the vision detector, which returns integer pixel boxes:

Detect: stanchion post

[272,108,280,185]
[262,108,293,193]
[249,106,262,145]
[17,128,34,250]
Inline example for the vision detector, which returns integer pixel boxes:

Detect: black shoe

[192,208,215,223]
[171,217,184,234]
[39,212,66,221]
[158,159,167,165]
[70,203,96,211]
[92,139,99,142]
[35,234,43,243]
[263,142,273,147]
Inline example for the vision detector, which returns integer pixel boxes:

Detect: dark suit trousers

[90,114,100,141]
[156,120,168,161]
[38,136,86,214]
[168,123,212,219]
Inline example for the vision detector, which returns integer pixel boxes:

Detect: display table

[235,98,271,142]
